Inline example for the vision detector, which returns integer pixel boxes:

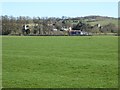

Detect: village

[22,19,102,36]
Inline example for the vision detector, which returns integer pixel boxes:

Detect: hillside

[69,15,118,26]
[83,16,118,26]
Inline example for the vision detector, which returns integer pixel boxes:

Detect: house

[53,28,58,31]
[22,24,30,35]
[60,26,72,31]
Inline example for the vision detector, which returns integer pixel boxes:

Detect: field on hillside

[87,19,118,26]
[2,36,118,88]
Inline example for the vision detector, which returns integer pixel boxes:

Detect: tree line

[1,15,118,36]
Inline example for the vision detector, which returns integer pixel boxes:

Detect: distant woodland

[1,15,118,36]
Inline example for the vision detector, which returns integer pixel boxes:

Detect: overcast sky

[2,2,118,18]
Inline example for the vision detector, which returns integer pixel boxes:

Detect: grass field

[2,36,118,88]
[87,19,118,26]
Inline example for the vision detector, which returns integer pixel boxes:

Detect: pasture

[2,36,118,88]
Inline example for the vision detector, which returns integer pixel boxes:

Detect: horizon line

[1,15,118,18]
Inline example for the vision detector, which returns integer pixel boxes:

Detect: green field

[2,36,118,88]
[87,19,118,26]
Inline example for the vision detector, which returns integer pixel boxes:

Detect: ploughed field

[2,36,118,88]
